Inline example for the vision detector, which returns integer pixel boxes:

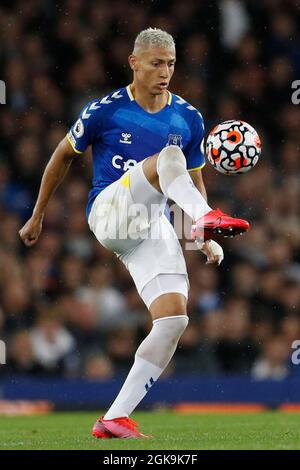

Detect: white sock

[157,146,211,221]
[104,315,188,420]
[104,356,162,420]
[168,173,211,220]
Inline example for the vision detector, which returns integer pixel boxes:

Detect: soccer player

[19,28,249,438]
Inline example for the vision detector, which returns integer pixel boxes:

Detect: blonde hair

[133,27,175,54]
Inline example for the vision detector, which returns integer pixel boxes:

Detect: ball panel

[206,120,261,175]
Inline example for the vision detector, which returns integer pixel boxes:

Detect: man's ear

[128,54,138,71]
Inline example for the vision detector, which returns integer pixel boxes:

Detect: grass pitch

[0,410,299,450]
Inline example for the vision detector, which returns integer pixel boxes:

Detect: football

[206,120,261,175]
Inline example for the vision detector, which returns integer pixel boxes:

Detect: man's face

[129,47,176,95]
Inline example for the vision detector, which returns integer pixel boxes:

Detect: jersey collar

[126,85,172,105]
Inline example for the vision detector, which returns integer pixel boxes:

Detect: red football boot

[92,416,114,439]
[101,417,151,439]
[191,208,250,241]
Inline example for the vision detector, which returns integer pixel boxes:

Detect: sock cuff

[153,315,189,325]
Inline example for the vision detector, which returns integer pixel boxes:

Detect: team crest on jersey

[73,118,84,138]
[120,133,132,144]
[167,134,183,148]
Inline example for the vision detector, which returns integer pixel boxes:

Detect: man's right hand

[18,137,76,248]
[19,215,43,247]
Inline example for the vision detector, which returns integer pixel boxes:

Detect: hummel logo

[120,133,132,144]
[145,377,155,392]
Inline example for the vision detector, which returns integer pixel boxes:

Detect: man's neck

[129,83,168,113]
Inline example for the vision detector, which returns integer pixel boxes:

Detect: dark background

[0,0,299,382]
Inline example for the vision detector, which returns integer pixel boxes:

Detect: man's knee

[156,146,187,193]
[153,314,189,343]
[157,145,187,175]
[135,314,189,368]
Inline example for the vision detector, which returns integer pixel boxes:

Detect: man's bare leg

[142,152,161,192]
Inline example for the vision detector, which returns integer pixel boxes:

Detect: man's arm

[19,137,77,246]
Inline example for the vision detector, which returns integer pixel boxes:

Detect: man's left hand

[197,239,224,265]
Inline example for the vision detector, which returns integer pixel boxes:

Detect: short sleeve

[66,101,102,154]
[185,112,206,171]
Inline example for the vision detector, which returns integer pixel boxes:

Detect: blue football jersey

[67,86,206,218]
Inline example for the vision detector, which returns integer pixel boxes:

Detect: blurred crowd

[0,0,300,381]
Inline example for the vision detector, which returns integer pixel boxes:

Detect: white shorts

[140,273,188,310]
[88,162,189,305]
